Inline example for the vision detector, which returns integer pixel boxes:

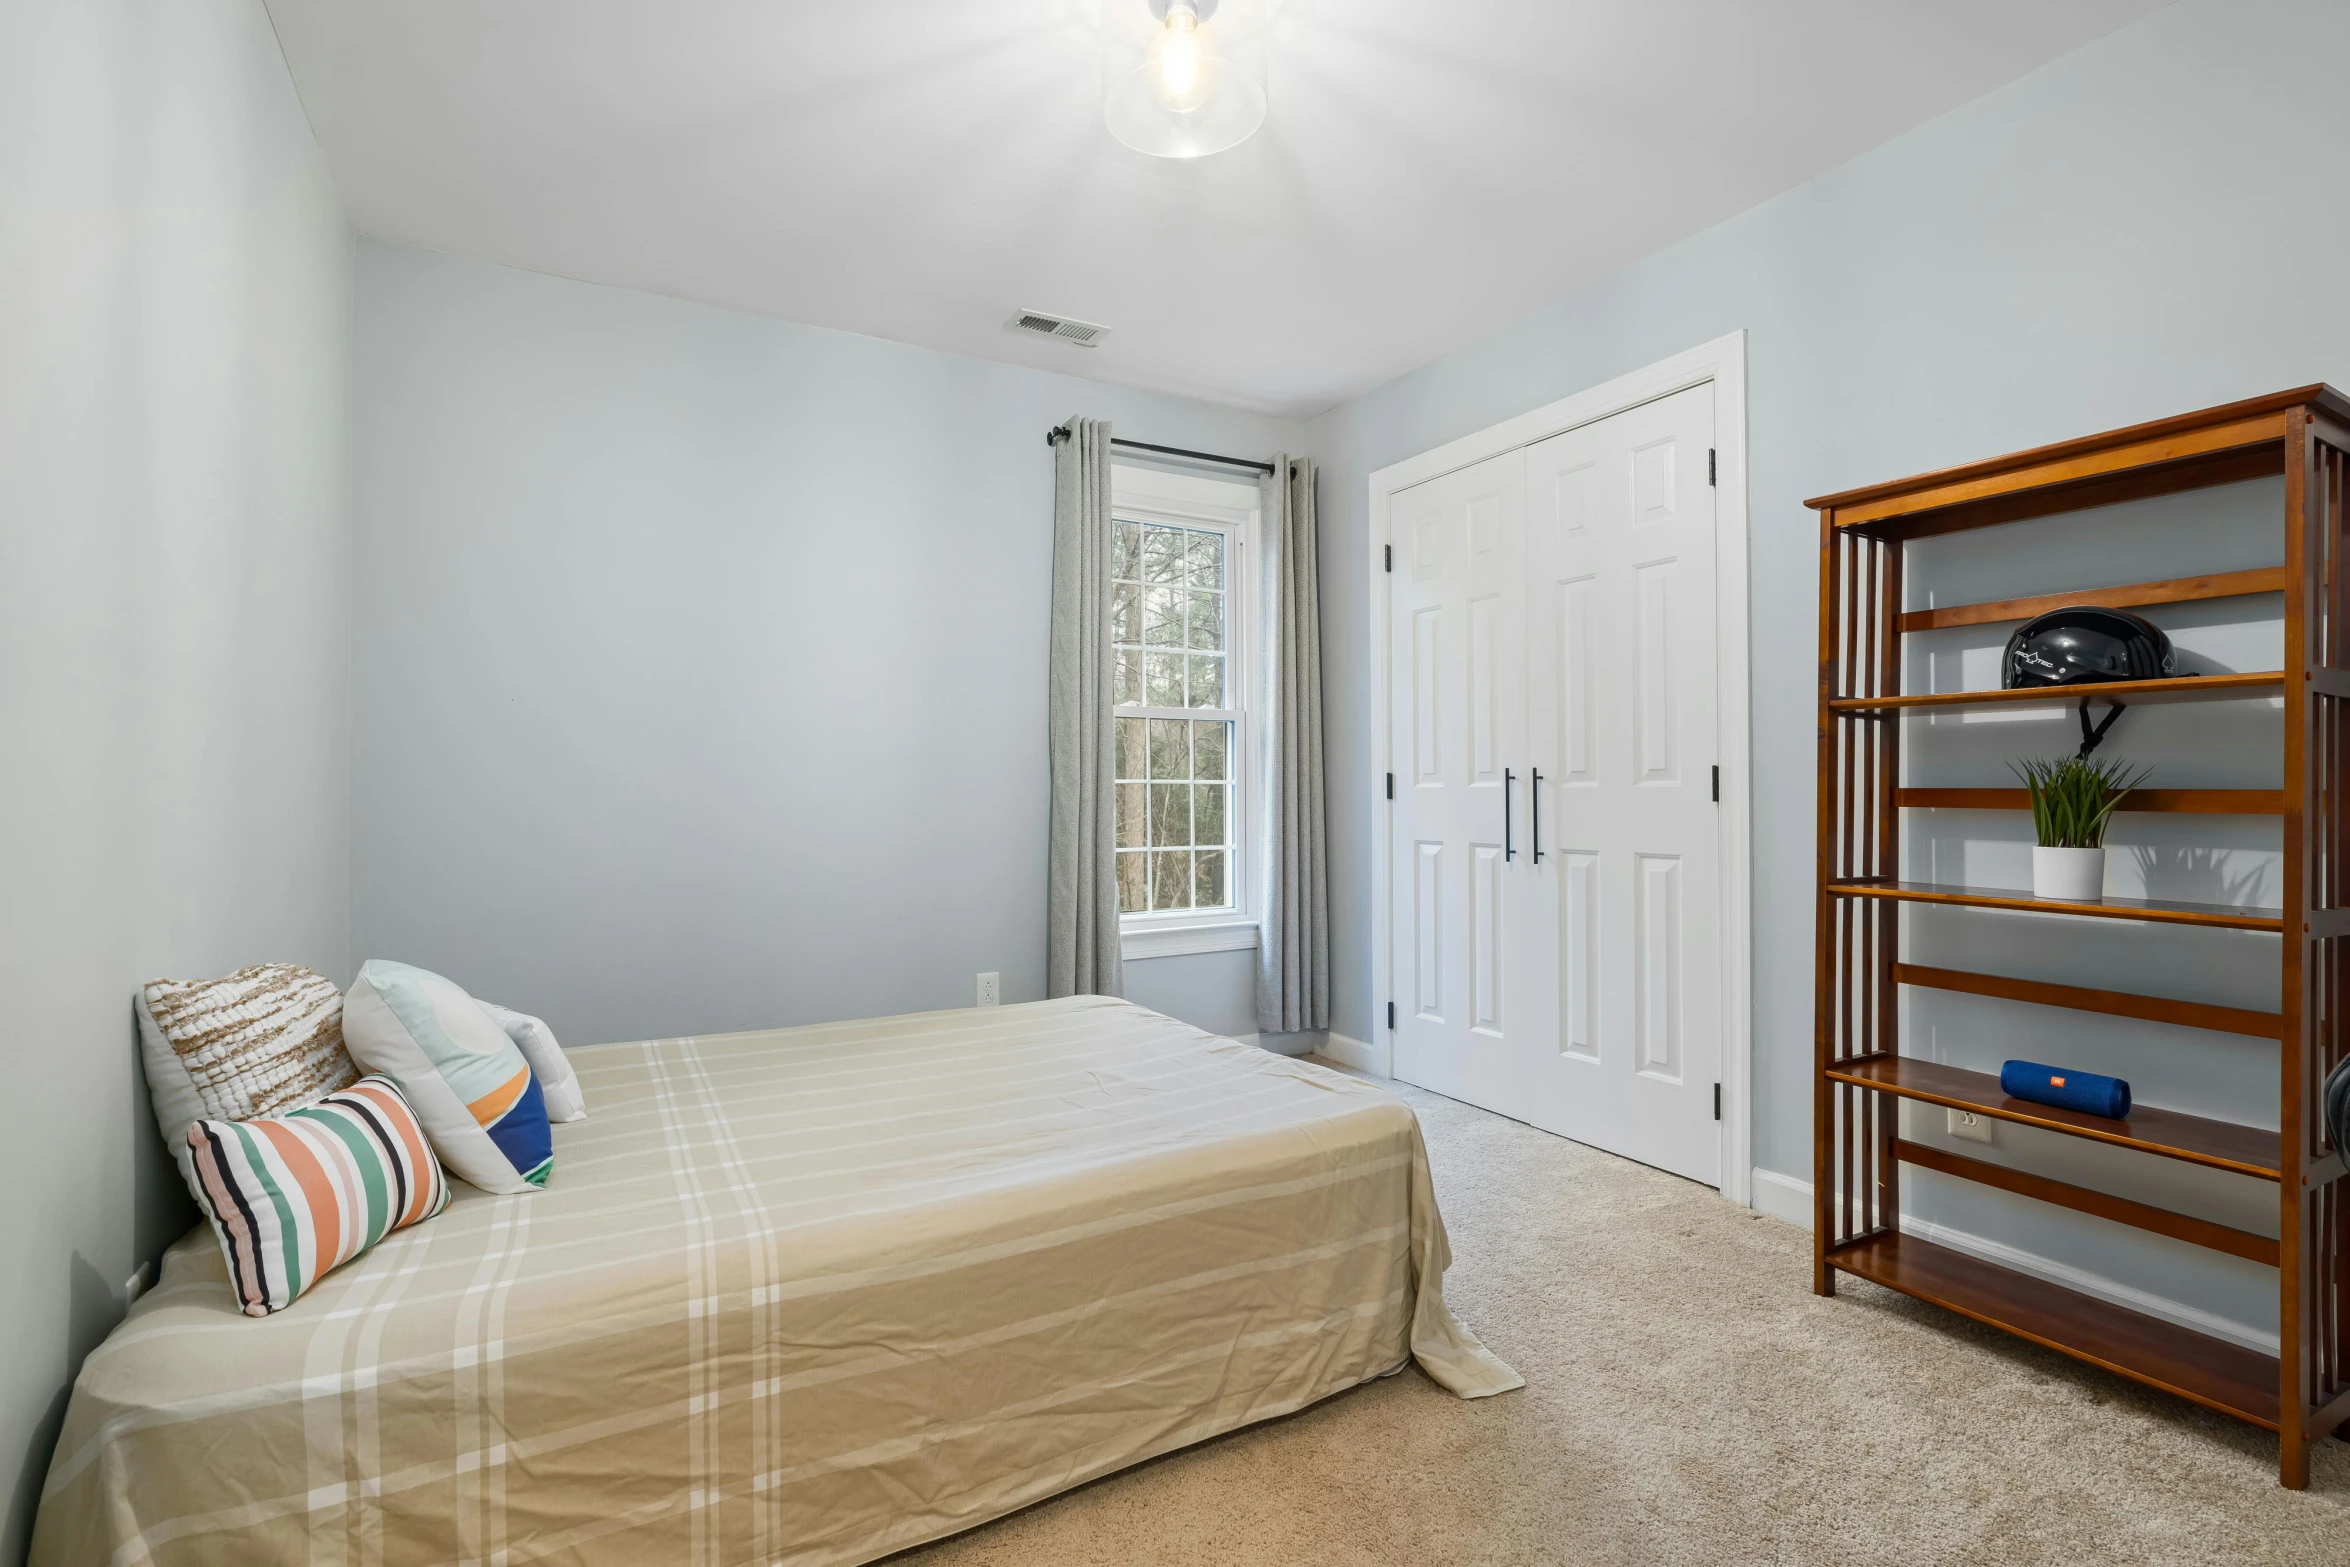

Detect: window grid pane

[1152,850,1194,910]
[1194,849,1226,908]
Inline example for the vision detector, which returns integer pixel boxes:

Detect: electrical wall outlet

[976,972,1001,1007]
[1947,1108,1994,1144]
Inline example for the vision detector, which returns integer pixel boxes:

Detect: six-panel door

[1387,450,1527,1116]
[1521,383,1722,1183]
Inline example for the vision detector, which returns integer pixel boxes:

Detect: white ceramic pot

[2032,845,2106,902]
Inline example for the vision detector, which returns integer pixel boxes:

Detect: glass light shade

[1104,0,1266,159]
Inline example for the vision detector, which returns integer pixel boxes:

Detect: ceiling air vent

[1009,309,1110,348]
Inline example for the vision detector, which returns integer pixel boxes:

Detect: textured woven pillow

[188,1075,450,1316]
[137,965,360,1206]
[342,960,553,1193]
[478,1001,587,1123]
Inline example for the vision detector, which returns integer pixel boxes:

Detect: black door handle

[1531,769,1543,864]
[1504,768,1515,862]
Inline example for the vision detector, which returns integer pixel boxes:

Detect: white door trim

[1365,330,1754,1207]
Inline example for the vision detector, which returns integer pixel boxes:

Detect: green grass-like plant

[2010,754,2150,849]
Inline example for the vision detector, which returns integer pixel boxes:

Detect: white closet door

[1388,450,1528,1117]
[1521,383,1722,1183]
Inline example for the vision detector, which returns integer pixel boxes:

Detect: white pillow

[135,964,359,1206]
[342,960,553,1194]
[478,1002,586,1122]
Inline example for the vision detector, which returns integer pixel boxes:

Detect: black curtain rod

[1046,425,1278,477]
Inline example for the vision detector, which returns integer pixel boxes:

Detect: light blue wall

[0,1,352,1554]
[351,241,1301,1051]
[1122,947,1263,1041]
[1306,0,2349,1341]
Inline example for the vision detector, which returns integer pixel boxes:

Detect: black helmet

[2002,605,2174,689]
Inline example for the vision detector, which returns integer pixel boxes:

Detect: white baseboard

[1316,1031,1385,1076]
[1745,1168,2275,1355]
[1750,1167,1814,1228]
[1245,1030,1316,1058]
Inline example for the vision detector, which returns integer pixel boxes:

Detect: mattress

[33,995,1520,1567]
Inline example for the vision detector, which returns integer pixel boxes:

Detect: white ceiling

[264,1,2166,419]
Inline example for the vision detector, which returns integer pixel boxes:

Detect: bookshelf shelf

[1825,670,2282,713]
[1826,1232,2280,1428]
[1823,879,2284,932]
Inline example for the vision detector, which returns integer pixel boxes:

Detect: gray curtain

[1257,455,1330,1033]
[1047,417,1123,998]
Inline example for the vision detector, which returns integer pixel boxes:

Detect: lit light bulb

[1148,0,1217,114]
[1104,0,1264,158]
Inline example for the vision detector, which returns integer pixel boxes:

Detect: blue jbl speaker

[2000,1060,2131,1120]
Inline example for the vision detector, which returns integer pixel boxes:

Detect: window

[1110,465,1259,953]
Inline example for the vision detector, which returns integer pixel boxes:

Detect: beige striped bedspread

[33,995,1520,1567]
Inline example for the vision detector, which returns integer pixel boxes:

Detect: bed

[33,995,1520,1567]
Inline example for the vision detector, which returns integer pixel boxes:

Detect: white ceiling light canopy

[1104,0,1266,160]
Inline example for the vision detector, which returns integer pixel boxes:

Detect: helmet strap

[2077,696,2127,761]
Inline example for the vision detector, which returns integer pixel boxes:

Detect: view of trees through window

[1112,518,1235,914]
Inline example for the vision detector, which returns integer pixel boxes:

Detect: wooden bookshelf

[1808,384,2350,1488]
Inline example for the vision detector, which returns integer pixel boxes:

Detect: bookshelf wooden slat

[1896,787,2284,815]
[1893,961,2286,1039]
[1893,1138,2279,1265]
[1827,671,2283,713]
[1805,386,2335,511]
[1858,447,2288,543]
[1827,879,2285,932]
[1897,568,2287,633]
[1820,411,2280,525]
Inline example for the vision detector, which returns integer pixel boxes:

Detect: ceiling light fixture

[1104,0,1265,160]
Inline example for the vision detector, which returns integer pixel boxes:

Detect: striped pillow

[188,1075,451,1317]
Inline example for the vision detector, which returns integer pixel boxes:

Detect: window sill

[1121,919,1260,960]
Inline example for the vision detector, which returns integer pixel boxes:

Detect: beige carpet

[896,1065,2350,1566]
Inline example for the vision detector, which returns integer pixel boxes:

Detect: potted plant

[2010,754,2148,901]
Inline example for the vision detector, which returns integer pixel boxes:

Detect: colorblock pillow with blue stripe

[341,960,554,1194]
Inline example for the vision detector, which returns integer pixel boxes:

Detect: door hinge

[1711,764,1720,802]
[1708,448,1717,487]
[1384,544,1393,572]
[1387,1001,1396,1030]
[1386,771,1394,800]
[1714,1082,1722,1121]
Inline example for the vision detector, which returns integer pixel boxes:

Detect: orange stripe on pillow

[465,1067,530,1128]
[255,1119,346,1276]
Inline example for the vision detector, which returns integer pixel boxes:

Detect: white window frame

[1112,462,1263,960]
